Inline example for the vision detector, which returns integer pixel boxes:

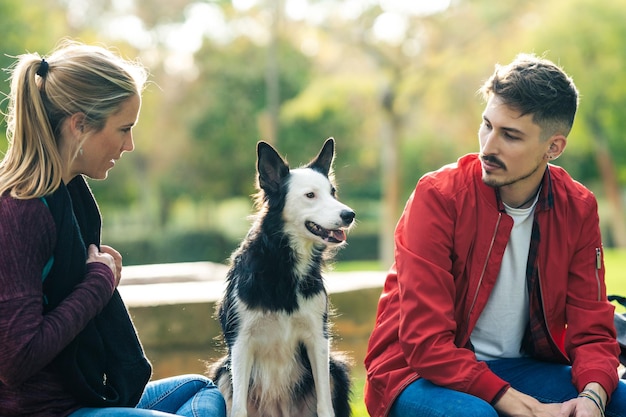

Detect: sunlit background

[3,0,626,266]
[2,1,626,414]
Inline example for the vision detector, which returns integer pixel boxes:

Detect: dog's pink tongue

[331,229,347,242]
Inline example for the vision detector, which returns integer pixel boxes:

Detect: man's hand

[494,387,564,417]
[557,383,606,417]
[494,384,607,417]
[557,396,603,417]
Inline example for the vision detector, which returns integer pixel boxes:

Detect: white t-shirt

[471,196,538,361]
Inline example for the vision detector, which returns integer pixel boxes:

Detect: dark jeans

[69,375,226,417]
[390,357,626,417]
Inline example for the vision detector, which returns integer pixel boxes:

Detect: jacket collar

[536,166,554,212]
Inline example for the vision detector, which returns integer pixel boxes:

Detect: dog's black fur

[210,138,354,417]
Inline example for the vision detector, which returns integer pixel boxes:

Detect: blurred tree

[263,0,283,144]
[93,0,315,228]
[0,0,148,209]
[169,35,312,202]
[6,0,626,258]
[301,0,542,264]
[526,0,626,246]
[0,0,76,151]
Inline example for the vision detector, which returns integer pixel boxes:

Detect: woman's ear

[68,112,87,137]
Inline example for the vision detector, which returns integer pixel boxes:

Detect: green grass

[334,260,384,272]
[336,249,626,306]
[605,248,626,312]
[350,376,368,417]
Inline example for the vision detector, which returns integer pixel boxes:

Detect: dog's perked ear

[257,141,290,194]
[308,137,335,176]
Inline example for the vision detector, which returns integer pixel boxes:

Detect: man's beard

[481,155,544,188]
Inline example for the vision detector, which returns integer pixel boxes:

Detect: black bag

[608,295,626,378]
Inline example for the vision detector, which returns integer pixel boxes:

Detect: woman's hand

[86,244,122,287]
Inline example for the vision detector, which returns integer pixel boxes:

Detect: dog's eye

[305,192,315,199]
[331,187,337,197]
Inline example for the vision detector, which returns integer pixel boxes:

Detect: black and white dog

[210,138,354,417]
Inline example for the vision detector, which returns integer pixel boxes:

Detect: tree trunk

[593,139,626,247]
[587,114,626,247]
[264,0,281,145]
[379,85,400,267]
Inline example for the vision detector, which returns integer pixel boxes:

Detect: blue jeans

[69,375,226,417]
[389,358,626,417]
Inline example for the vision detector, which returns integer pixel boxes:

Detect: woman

[0,41,226,417]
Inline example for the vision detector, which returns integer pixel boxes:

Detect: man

[364,54,626,417]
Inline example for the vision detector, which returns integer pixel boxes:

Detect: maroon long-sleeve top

[0,195,115,417]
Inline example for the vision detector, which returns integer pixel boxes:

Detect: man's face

[478,95,551,192]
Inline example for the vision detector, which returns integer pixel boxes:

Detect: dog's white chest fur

[236,291,327,383]
[229,291,332,417]
[240,292,325,343]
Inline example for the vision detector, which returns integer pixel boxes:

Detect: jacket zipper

[594,247,602,301]
[463,213,502,343]
[536,254,568,360]
[536,248,602,357]
[383,214,504,415]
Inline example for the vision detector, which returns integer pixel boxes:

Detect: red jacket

[364,154,620,417]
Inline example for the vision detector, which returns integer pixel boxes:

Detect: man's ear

[547,134,567,160]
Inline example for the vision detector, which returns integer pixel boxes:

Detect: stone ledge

[119,262,386,307]
[121,261,230,285]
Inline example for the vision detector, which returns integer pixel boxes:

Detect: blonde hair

[0,40,148,198]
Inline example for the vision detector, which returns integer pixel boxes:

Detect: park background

[2,0,626,415]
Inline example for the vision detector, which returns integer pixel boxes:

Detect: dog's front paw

[317,407,335,417]
[230,406,247,417]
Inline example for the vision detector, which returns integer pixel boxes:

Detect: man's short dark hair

[480,53,579,139]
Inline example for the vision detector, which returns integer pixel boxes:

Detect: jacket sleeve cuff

[575,369,618,403]
[490,384,511,405]
[466,369,511,403]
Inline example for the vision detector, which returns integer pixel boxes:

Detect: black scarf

[42,176,152,407]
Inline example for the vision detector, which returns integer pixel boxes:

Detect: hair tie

[36,58,49,77]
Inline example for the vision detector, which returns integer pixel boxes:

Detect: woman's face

[70,94,141,181]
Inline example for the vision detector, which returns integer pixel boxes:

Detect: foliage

[103,227,236,266]
[162,36,314,202]
[3,3,626,413]
[522,0,626,182]
[281,74,382,199]
[603,248,626,311]
[0,0,68,152]
[2,0,626,250]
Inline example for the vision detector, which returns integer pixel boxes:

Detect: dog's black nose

[341,210,356,225]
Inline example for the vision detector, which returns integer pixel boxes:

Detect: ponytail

[0,40,147,199]
[0,56,63,198]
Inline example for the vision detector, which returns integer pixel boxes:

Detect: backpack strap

[609,295,626,379]
[39,197,54,306]
[39,196,55,282]
[609,295,626,308]
[42,256,54,282]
